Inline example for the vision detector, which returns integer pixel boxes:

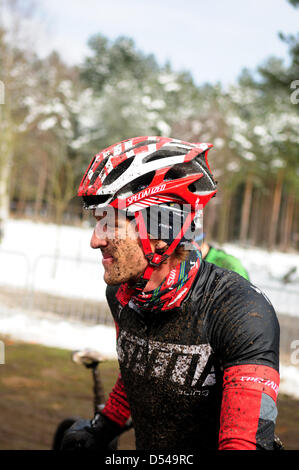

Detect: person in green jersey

[199,234,250,280]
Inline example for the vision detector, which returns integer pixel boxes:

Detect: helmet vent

[118,171,156,197]
[130,139,157,151]
[90,157,109,185]
[130,171,156,193]
[82,194,111,208]
[188,183,197,193]
[102,157,134,186]
[164,166,184,180]
[143,149,185,164]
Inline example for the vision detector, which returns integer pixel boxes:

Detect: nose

[90,229,108,249]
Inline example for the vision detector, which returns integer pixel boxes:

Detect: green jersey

[205,246,250,280]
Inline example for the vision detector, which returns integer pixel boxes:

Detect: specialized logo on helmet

[127,184,167,205]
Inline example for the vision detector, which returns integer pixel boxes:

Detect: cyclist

[61,136,280,451]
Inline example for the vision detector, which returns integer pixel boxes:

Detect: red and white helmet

[78,136,216,211]
[78,136,217,289]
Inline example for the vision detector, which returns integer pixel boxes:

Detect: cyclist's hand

[60,413,122,450]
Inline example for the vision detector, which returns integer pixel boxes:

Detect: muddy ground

[0,336,298,450]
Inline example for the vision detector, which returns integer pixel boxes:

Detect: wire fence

[0,249,113,326]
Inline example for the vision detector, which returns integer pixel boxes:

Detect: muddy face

[90,209,148,285]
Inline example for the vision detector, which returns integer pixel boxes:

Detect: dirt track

[0,337,298,450]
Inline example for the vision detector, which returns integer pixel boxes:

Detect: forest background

[0,0,299,251]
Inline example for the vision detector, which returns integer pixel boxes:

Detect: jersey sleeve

[101,372,131,427]
[218,363,279,449]
[206,274,280,450]
[101,285,131,427]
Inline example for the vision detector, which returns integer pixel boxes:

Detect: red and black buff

[101,244,202,428]
[116,243,202,312]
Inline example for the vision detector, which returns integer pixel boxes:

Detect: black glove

[60,412,123,450]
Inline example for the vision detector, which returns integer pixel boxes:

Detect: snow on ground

[221,243,299,317]
[0,218,106,301]
[280,364,299,399]
[0,306,117,359]
[0,218,298,306]
[0,218,299,397]
[222,242,299,291]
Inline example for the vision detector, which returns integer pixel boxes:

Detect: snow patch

[0,307,117,359]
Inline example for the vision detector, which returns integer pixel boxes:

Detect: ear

[155,240,168,251]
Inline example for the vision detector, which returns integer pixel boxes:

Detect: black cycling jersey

[104,260,280,450]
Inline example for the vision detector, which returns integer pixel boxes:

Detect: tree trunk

[0,106,13,239]
[16,171,28,216]
[248,189,260,246]
[268,172,284,250]
[0,152,12,240]
[203,198,217,241]
[217,189,231,245]
[277,194,287,249]
[33,159,48,220]
[240,174,253,244]
[295,201,299,251]
[280,192,295,251]
[260,192,271,247]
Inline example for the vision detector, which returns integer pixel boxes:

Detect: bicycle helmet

[78,136,217,289]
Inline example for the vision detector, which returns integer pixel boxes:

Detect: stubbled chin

[104,270,141,286]
[104,269,122,285]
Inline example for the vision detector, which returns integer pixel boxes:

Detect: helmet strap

[134,210,196,292]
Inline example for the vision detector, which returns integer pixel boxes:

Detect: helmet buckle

[145,252,169,267]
